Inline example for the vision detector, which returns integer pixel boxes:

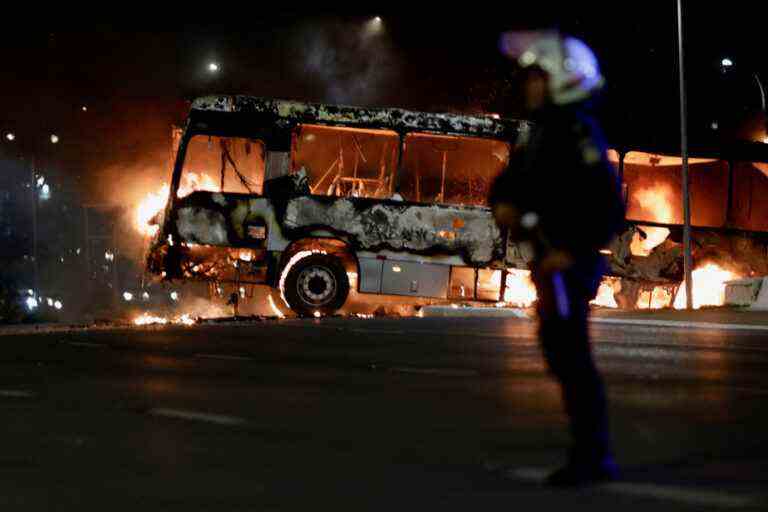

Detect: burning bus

[142,95,768,316]
[144,96,533,316]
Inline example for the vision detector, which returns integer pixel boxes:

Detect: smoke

[291,18,399,105]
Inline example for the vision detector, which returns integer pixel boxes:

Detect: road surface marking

[591,317,768,332]
[66,341,106,348]
[389,367,479,377]
[0,390,36,398]
[508,467,755,508]
[194,353,254,362]
[149,408,247,426]
[350,328,406,335]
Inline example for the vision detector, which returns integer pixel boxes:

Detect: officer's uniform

[490,101,625,481]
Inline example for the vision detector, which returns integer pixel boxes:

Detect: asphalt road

[1,316,767,511]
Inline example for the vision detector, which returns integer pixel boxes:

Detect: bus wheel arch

[277,238,358,316]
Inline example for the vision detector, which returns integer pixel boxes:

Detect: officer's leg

[537,270,616,484]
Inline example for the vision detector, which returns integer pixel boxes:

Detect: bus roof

[190,95,530,140]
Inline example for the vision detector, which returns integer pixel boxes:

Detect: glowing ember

[132,312,198,326]
[673,263,739,310]
[630,184,675,256]
[590,278,618,308]
[133,313,169,326]
[135,172,218,237]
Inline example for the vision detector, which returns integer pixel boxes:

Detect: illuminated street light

[207,62,220,73]
[364,16,384,36]
[123,291,134,302]
[54,300,62,310]
[5,132,15,141]
[50,134,59,144]
[25,297,38,310]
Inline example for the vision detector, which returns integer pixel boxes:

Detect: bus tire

[282,254,349,317]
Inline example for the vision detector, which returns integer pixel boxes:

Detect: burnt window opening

[399,133,510,207]
[181,135,266,196]
[616,151,729,228]
[291,124,399,199]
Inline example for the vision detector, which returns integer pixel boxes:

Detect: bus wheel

[282,254,350,317]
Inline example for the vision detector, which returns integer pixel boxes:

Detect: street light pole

[677,0,694,309]
[30,155,39,296]
[753,73,767,137]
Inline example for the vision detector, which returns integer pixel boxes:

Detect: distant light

[40,184,50,200]
[489,113,501,119]
[365,16,384,36]
[27,289,34,296]
[123,292,133,302]
[26,297,38,310]
[50,134,59,144]
[207,62,220,73]
[721,58,734,68]
[104,251,115,262]
[81,106,88,112]
[313,311,322,318]
[54,300,62,310]
[142,291,150,301]
[763,136,768,144]
[36,176,45,187]
[170,291,179,301]
[711,121,719,130]
[5,132,15,141]
[47,298,54,306]
[392,265,402,273]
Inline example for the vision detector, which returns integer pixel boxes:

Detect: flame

[590,278,619,308]
[673,263,739,310]
[133,313,169,326]
[636,286,674,309]
[135,172,218,237]
[502,269,537,307]
[629,184,674,256]
[485,269,537,307]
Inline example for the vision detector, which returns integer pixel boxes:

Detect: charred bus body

[146,96,533,316]
[146,96,768,314]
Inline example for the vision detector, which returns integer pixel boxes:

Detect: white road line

[591,317,768,332]
[349,329,406,335]
[0,389,36,398]
[389,367,479,377]
[66,341,106,348]
[508,467,756,508]
[149,408,247,426]
[194,353,254,362]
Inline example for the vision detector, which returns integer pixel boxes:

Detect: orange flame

[135,172,218,237]
[590,278,619,308]
[673,263,739,310]
[630,184,674,256]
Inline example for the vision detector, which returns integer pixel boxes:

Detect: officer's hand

[492,203,520,228]
[539,249,574,274]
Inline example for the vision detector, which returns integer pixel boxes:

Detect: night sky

[0,6,766,201]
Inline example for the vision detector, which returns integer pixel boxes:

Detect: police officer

[490,31,625,486]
